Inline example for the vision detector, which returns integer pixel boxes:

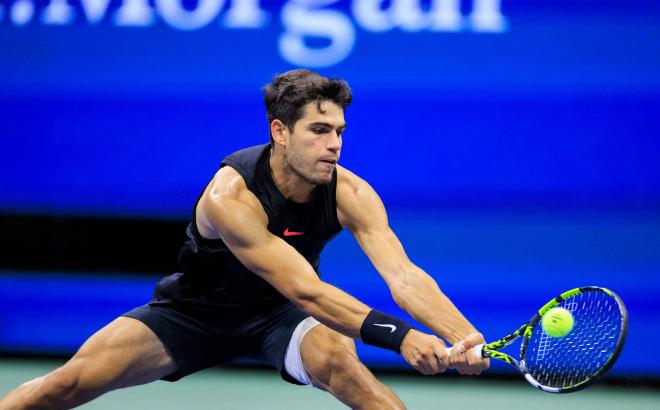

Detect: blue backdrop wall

[1,0,659,378]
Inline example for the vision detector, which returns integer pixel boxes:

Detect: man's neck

[269,149,315,203]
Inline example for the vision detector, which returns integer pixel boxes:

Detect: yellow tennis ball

[542,307,574,338]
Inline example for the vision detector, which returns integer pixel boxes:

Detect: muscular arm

[336,166,477,345]
[197,165,453,375]
[197,166,370,338]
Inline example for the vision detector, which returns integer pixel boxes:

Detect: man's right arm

[198,166,448,374]
[198,166,369,338]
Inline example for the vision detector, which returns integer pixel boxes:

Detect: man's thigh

[64,316,176,392]
[301,324,357,357]
[299,324,407,410]
[298,324,360,388]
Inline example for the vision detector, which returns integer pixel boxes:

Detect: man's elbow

[390,280,414,311]
[284,278,323,313]
[390,270,438,310]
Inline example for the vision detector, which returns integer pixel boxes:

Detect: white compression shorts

[284,316,322,386]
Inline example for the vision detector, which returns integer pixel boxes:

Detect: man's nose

[327,130,341,152]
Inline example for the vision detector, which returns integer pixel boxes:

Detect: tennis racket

[446,286,628,393]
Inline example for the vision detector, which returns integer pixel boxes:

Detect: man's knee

[311,345,396,407]
[326,348,362,381]
[300,327,405,409]
[15,362,82,409]
[302,332,372,392]
[34,360,86,404]
[49,362,84,397]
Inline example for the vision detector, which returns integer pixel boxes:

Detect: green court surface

[1,359,658,409]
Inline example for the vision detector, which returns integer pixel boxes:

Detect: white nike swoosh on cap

[373,323,396,333]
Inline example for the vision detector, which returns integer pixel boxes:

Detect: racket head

[519,286,628,393]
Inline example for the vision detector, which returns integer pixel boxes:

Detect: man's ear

[270,119,288,146]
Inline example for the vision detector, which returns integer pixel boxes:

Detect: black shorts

[122,301,310,384]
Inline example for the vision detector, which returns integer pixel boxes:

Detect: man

[0,69,488,410]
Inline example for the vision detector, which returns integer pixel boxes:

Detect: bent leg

[300,325,405,410]
[0,316,176,410]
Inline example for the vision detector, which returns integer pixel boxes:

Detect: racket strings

[535,298,578,361]
[524,291,623,389]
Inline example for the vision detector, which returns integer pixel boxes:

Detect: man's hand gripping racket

[446,286,628,393]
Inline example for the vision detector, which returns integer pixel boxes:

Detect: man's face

[284,100,345,185]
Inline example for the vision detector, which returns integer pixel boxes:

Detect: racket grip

[444,344,485,369]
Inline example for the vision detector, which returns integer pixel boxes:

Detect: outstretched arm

[197,166,449,374]
[199,166,368,338]
[336,166,489,374]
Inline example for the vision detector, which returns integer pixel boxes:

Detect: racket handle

[444,344,485,368]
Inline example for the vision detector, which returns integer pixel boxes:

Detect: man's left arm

[336,167,489,375]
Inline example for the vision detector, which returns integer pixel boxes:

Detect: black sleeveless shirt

[153,144,343,312]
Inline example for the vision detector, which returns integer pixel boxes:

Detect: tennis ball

[542,307,574,338]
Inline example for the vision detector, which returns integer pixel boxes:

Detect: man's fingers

[416,360,434,375]
[447,332,491,376]
[421,354,438,374]
[449,342,485,375]
[437,358,447,373]
[465,347,489,374]
[416,348,447,375]
[432,341,449,370]
[465,345,489,372]
[432,353,447,374]
[448,342,465,369]
[401,331,453,375]
[426,351,446,374]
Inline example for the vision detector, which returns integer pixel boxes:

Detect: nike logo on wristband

[373,323,397,333]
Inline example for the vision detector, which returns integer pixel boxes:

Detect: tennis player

[0,69,488,410]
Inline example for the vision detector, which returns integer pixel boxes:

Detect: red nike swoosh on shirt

[283,228,304,237]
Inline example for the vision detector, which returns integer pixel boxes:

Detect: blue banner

[1,0,659,216]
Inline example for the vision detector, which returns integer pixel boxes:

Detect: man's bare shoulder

[336,165,385,229]
[336,164,365,194]
[336,164,375,199]
[197,166,267,238]
[206,166,251,202]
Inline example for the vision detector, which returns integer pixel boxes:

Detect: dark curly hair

[263,69,352,138]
